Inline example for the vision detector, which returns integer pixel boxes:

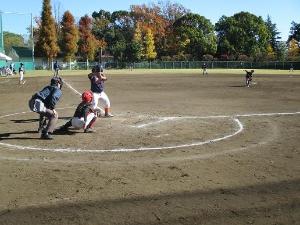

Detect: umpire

[29,77,63,139]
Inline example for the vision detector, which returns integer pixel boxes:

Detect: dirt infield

[0,71,299,225]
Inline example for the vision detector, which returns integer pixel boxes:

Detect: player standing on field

[28,77,63,139]
[244,69,254,87]
[202,63,208,75]
[19,63,25,84]
[88,65,113,117]
[53,60,59,76]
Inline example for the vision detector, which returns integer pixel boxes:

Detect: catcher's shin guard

[38,116,47,133]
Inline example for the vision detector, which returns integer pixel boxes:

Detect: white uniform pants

[19,71,24,82]
[92,91,110,109]
[71,113,96,129]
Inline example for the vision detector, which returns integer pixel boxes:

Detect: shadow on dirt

[10,119,39,123]
[0,130,77,140]
[0,179,298,225]
[10,117,72,124]
[228,85,246,88]
[0,130,38,140]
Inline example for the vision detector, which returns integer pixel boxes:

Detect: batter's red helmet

[82,90,93,103]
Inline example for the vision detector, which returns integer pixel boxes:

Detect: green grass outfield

[2,68,300,78]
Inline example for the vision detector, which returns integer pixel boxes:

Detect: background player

[244,69,254,87]
[56,90,97,133]
[202,63,208,75]
[28,77,63,139]
[19,63,25,84]
[88,65,113,117]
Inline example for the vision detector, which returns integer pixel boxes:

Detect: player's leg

[41,109,58,139]
[38,114,46,133]
[246,77,250,87]
[84,113,97,133]
[28,98,47,132]
[92,92,105,117]
[19,71,24,84]
[56,119,72,132]
[71,117,85,130]
[99,92,113,117]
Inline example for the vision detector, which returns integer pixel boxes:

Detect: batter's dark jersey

[89,74,104,93]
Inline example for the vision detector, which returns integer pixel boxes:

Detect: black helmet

[51,76,63,89]
[93,64,103,73]
[93,65,101,73]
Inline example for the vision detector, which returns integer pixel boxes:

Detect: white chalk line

[0,116,243,152]
[0,111,299,154]
[0,116,280,164]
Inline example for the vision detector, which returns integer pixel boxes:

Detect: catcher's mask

[81,90,93,103]
[51,76,63,89]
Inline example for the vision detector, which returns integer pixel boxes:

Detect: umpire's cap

[51,76,63,89]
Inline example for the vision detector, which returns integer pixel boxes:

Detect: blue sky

[1,0,299,41]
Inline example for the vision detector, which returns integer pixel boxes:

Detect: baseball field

[0,69,299,224]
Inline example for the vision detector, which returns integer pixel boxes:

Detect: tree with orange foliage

[78,15,98,61]
[36,0,59,68]
[60,11,78,62]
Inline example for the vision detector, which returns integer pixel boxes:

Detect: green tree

[144,28,157,61]
[173,13,217,59]
[3,32,25,53]
[276,41,288,61]
[92,9,134,62]
[215,11,269,60]
[265,15,281,59]
[288,21,300,42]
[60,10,78,62]
[36,0,59,67]
[154,1,190,58]
[78,15,98,61]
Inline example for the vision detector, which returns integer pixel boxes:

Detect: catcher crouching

[56,90,98,133]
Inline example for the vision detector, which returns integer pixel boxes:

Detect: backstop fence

[106,61,300,70]
[42,60,299,71]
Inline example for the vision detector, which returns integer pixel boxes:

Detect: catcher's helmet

[50,76,63,89]
[82,90,93,103]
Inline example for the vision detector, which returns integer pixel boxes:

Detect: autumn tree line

[4,0,300,66]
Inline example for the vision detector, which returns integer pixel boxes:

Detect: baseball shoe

[41,132,53,140]
[104,113,114,118]
[84,128,95,133]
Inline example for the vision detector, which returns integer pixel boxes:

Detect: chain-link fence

[34,60,300,71]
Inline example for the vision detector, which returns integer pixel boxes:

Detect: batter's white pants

[92,91,110,109]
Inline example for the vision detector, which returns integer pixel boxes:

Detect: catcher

[56,90,97,133]
[28,77,63,139]
[244,69,254,87]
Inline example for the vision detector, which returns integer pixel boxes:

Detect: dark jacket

[35,85,62,110]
